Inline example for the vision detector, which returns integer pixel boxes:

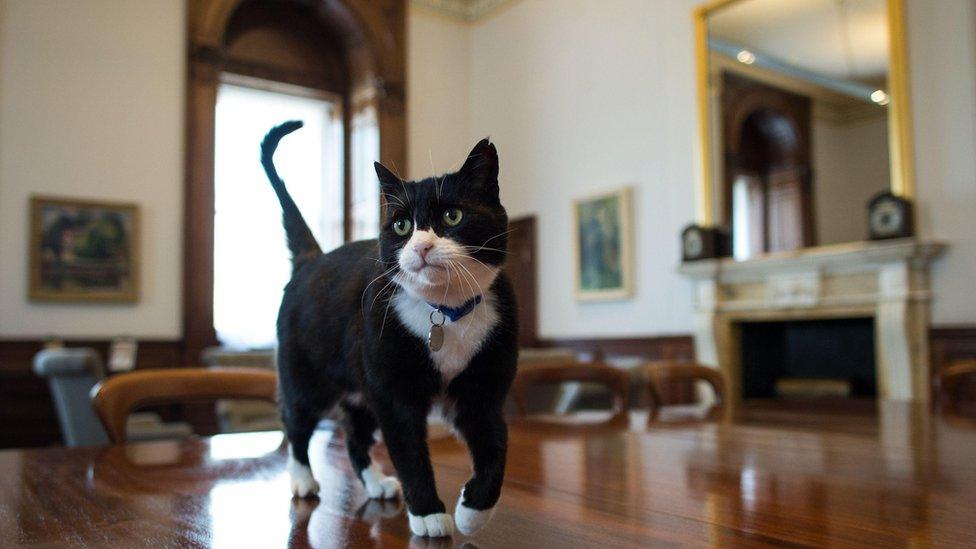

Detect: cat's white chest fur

[393,291,499,382]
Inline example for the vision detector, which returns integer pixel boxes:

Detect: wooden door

[504,217,538,347]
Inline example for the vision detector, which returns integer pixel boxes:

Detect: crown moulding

[411,0,511,21]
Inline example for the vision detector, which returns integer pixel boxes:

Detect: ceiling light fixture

[736,50,756,65]
[871,89,889,105]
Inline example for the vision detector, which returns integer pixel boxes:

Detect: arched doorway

[722,72,813,260]
[183,0,406,362]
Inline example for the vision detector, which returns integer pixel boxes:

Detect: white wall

[908,0,976,326]
[407,7,472,179]
[469,0,700,338]
[0,0,185,338]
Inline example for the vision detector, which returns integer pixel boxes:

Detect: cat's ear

[458,138,499,197]
[374,161,401,191]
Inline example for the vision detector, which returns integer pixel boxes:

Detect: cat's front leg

[373,398,453,537]
[451,406,507,535]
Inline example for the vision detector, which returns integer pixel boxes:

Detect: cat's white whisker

[361,265,399,316]
[461,245,508,256]
[454,259,488,328]
[369,273,401,312]
[460,253,498,282]
[388,160,413,207]
[463,229,516,255]
[380,192,407,207]
[448,260,477,338]
[378,273,402,341]
[439,260,452,304]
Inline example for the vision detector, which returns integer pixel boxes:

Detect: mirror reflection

[707,0,891,260]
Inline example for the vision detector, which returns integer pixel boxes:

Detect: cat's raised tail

[261,120,322,266]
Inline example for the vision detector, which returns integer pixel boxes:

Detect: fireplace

[678,239,945,406]
[740,318,876,400]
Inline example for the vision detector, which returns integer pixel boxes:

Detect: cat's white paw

[360,463,401,499]
[454,489,496,535]
[287,456,320,498]
[407,512,454,537]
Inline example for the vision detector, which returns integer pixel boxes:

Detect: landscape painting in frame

[30,196,139,302]
[573,187,633,301]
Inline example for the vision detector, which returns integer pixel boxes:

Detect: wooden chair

[935,359,976,416]
[91,368,278,443]
[512,361,631,424]
[646,361,726,423]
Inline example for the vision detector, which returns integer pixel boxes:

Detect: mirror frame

[692,0,916,226]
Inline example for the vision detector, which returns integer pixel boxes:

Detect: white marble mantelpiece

[678,239,946,404]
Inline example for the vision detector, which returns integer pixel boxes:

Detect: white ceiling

[709,0,889,83]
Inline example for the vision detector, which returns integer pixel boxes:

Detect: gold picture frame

[573,187,634,302]
[29,196,140,302]
[692,0,916,226]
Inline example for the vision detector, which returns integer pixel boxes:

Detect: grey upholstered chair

[33,348,110,447]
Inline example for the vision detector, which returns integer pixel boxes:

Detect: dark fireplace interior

[740,318,876,399]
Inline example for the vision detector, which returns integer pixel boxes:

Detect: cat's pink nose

[414,242,433,260]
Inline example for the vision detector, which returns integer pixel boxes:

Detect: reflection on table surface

[2,401,975,547]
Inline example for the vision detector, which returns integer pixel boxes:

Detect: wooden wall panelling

[930,326,976,405]
[541,335,696,363]
[538,335,697,405]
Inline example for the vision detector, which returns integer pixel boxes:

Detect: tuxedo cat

[262,121,517,537]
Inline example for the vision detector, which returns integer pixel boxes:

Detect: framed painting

[29,196,140,302]
[573,187,634,301]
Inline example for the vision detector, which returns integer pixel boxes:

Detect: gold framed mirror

[693,0,915,259]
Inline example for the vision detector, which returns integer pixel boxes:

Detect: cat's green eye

[442,208,463,227]
[393,218,412,236]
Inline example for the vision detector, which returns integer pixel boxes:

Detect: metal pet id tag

[428,309,446,352]
[428,324,445,352]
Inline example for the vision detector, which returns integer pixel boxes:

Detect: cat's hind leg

[283,405,324,498]
[342,401,401,499]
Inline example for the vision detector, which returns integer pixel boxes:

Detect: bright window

[350,106,381,241]
[213,82,343,349]
[732,174,764,261]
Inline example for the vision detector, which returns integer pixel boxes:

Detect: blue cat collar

[428,295,483,323]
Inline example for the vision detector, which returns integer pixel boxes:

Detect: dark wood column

[182,52,221,365]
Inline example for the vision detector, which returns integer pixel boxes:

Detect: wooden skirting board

[930,326,976,403]
[1,327,973,448]
[538,335,696,362]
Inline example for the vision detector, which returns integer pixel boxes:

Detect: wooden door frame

[183,0,406,363]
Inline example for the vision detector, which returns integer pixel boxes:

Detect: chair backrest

[935,359,976,415]
[33,347,110,447]
[91,368,278,443]
[512,361,631,423]
[646,361,726,422]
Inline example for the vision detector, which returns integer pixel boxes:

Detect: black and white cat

[261,121,518,538]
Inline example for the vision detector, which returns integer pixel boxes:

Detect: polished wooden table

[2,403,975,547]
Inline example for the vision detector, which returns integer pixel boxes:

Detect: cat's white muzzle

[396,229,500,306]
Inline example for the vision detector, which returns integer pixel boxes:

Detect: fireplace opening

[740,318,876,399]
